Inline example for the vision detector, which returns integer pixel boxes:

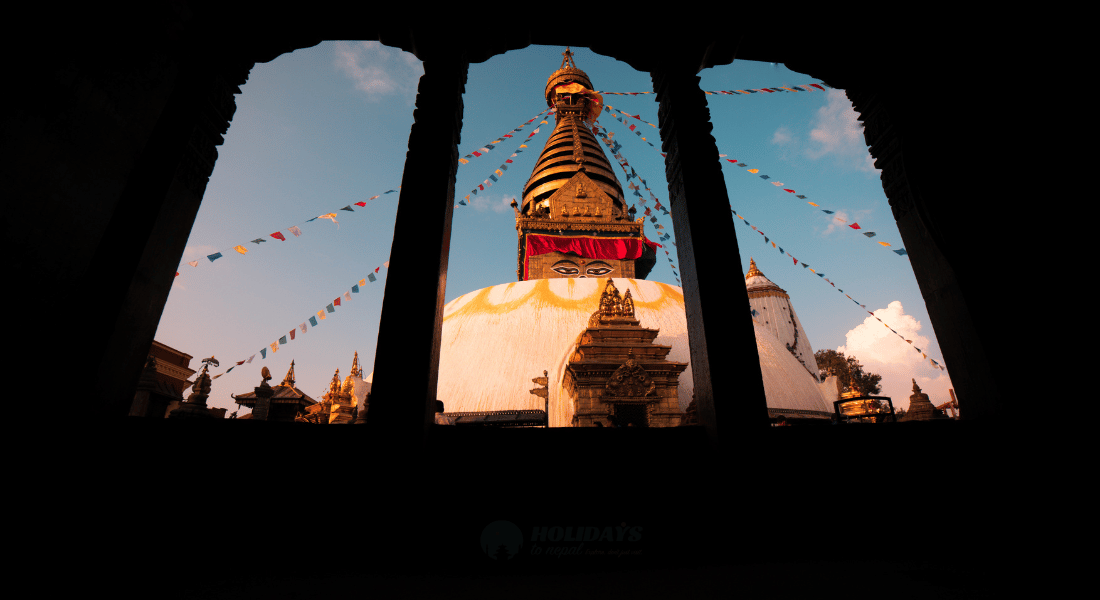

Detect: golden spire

[281,359,296,387]
[350,351,362,378]
[746,257,763,280]
[328,369,341,396]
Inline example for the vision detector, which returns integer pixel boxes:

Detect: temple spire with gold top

[281,359,296,387]
[515,49,655,281]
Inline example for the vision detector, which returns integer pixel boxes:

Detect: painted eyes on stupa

[551,260,613,277]
[585,263,613,276]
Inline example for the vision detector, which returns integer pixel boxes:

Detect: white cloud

[333,41,424,102]
[470,194,514,213]
[771,126,793,145]
[837,300,954,412]
[805,89,879,174]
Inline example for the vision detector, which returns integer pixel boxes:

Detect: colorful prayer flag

[234,245,248,255]
[271,232,286,241]
[288,226,302,237]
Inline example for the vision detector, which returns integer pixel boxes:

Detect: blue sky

[156,42,953,414]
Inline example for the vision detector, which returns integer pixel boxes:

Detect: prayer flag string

[208,262,391,380]
[458,108,553,165]
[596,82,832,96]
[730,206,944,371]
[592,120,679,284]
[457,112,553,207]
[177,187,401,277]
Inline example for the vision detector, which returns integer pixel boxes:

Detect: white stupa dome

[399,278,833,426]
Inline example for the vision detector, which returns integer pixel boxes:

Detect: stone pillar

[366,57,468,443]
[843,81,1001,421]
[651,63,771,442]
[252,382,273,422]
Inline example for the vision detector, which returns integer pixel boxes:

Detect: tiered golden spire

[522,50,623,219]
[350,351,362,378]
[281,359,296,387]
[746,257,763,280]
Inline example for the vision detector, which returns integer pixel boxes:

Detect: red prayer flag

[727,159,738,163]
[289,329,296,340]
[472,151,481,157]
[809,84,825,90]
[334,297,341,307]
[271,232,286,241]
[375,267,380,273]
[849,223,861,229]
[784,189,796,194]
[355,201,366,207]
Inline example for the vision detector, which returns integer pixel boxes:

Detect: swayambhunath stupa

[366,49,839,426]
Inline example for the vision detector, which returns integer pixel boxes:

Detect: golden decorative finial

[746,257,763,280]
[561,47,576,69]
[350,351,362,378]
[281,359,296,387]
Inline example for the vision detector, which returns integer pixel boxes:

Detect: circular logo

[481,520,523,560]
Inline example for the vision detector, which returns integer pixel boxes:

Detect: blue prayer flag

[352,285,360,293]
[368,273,377,282]
[823,210,834,214]
[251,238,266,244]
[279,335,287,345]
[326,304,334,313]
[863,232,876,238]
[489,175,498,182]
[309,316,318,327]
[260,348,267,359]
[893,248,908,256]
[340,205,354,212]
[759,175,770,180]
[207,253,222,262]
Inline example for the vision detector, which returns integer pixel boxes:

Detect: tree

[815,350,883,396]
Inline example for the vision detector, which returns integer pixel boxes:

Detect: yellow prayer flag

[772,242,776,248]
[808,202,819,207]
[359,279,367,287]
[809,268,816,273]
[495,170,502,176]
[318,310,326,321]
[234,245,248,254]
[747,169,759,173]
[491,140,502,144]
[459,158,469,164]
[878,241,891,247]
[520,145,527,148]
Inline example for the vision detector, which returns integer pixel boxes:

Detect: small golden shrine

[564,279,687,427]
[515,48,656,281]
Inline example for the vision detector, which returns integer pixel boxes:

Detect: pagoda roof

[232,383,318,407]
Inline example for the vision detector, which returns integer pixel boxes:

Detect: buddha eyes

[551,261,612,276]
[552,265,580,275]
